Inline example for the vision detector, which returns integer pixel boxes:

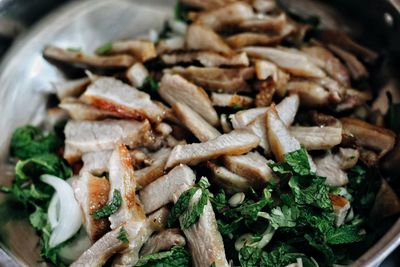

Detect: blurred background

[0,0,398,266]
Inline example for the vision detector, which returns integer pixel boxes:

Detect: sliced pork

[125,63,149,88]
[211,93,254,108]
[289,126,342,150]
[165,130,260,168]
[136,148,171,188]
[59,97,120,121]
[158,74,219,126]
[99,40,156,62]
[186,24,233,54]
[207,161,252,193]
[53,77,90,100]
[80,150,112,175]
[80,77,165,123]
[328,45,368,81]
[140,229,186,255]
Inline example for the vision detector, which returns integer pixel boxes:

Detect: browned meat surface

[80,77,165,123]
[44,46,135,69]
[73,172,110,242]
[302,46,350,87]
[254,80,275,107]
[165,130,260,168]
[207,161,252,193]
[314,151,349,187]
[341,117,396,157]
[169,66,255,93]
[173,102,221,142]
[64,119,154,157]
[158,74,219,126]
[186,24,233,54]
[140,229,186,255]
[237,13,287,33]
[172,187,229,267]
[226,32,286,48]
[211,93,254,108]
[328,45,368,81]
[330,194,350,227]
[59,98,120,121]
[180,0,238,10]
[99,40,156,62]
[139,165,196,214]
[80,150,112,175]
[286,81,332,107]
[136,148,171,189]
[289,126,342,150]
[161,50,249,67]
[242,46,325,78]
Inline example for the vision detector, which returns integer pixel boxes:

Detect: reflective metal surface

[0,0,398,266]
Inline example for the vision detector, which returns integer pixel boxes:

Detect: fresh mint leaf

[10,125,62,159]
[135,246,190,267]
[117,227,129,244]
[325,225,363,245]
[304,234,334,266]
[266,205,299,229]
[210,189,228,213]
[141,76,159,93]
[167,187,197,227]
[29,206,48,230]
[181,188,208,229]
[95,42,112,55]
[92,189,122,219]
[289,176,331,209]
[285,148,311,175]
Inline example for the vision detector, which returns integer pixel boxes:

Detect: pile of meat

[42,0,400,266]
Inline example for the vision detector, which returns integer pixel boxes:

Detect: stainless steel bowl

[0,0,398,266]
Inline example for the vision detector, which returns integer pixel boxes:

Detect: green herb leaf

[10,125,62,159]
[167,187,198,227]
[210,189,228,213]
[141,76,160,93]
[117,227,129,244]
[266,205,299,229]
[95,42,113,55]
[325,225,363,245]
[66,47,81,52]
[181,188,208,229]
[289,176,331,209]
[92,189,122,219]
[135,246,190,267]
[285,148,311,175]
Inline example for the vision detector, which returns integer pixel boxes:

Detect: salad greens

[92,189,122,220]
[135,246,190,267]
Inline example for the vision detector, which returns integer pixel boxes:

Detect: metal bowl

[0,0,398,266]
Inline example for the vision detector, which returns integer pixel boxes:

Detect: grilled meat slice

[328,45,368,81]
[59,97,120,121]
[242,46,325,78]
[44,46,135,69]
[140,229,186,255]
[211,93,254,108]
[158,74,219,126]
[289,126,342,150]
[80,150,112,175]
[180,0,238,10]
[136,148,171,189]
[245,115,270,153]
[207,161,252,193]
[53,77,90,100]
[330,194,351,227]
[80,77,165,123]
[100,40,156,62]
[186,24,233,54]
[125,63,149,88]
[139,165,196,214]
[165,130,260,168]
[73,172,110,242]
[237,13,287,33]
[169,66,254,93]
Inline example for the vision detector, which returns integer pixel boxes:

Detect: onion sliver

[40,174,81,248]
[48,193,60,230]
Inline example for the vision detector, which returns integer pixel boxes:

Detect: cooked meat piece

[317,30,378,64]
[161,50,249,67]
[309,111,341,127]
[101,40,156,62]
[330,194,350,227]
[254,60,278,80]
[80,150,112,175]
[381,139,400,176]
[158,74,219,126]
[237,13,287,33]
[335,148,359,170]
[180,0,238,10]
[370,179,400,219]
[140,229,186,255]
[289,126,342,150]
[53,77,90,100]
[64,119,154,157]
[341,117,396,157]
[226,32,284,48]
[157,36,185,54]
[63,144,82,163]
[44,46,135,69]
[328,45,368,81]
[73,172,110,242]
[59,97,120,121]
[186,24,233,54]
[220,114,233,133]
[125,63,149,88]
[113,208,169,266]
[245,115,270,153]
[230,107,268,129]
[165,130,260,168]
[71,225,128,267]
[312,77,346,102]
[44,108,69,131]
[266,105,301,161]
[108,145,145,229]
[314,151,349,187]
[242,47,325,78]
[224,152,275,185]
[286,81,332,107]
[136,148,171,189]
[207,161,252,193]
[195,2,254,31]
[139,165,196,214]
[169,66,255,93]
[80,77,165,123]
[230,94,299,129]
[172,187,229,267]
[211,93,254,108]
[302,46,350,87]
[254,80,275,107]
[173,102,221,142]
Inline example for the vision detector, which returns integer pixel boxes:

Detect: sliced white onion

[58,228,91,264]
[47,193,60,229]
[41,174,81,248]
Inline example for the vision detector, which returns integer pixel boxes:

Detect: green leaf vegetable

[117,227,129,244]
[92,189,122,220]
[95,42,113,55]
[135,246,190,267]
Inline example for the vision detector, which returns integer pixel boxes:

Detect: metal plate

[0,0,398,266]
